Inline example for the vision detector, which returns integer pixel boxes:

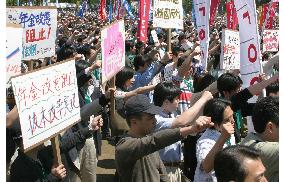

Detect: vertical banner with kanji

[137,0,150,42]
[220,29,240,70]
[6,24,23,87]
[226,1,238,30]
[6,7,57,60]
[100,0,107,20]
[153,0,183,29]
[11,60,81,151]
[209,0,221,27]
[234,0,261,88]
[193,0,211,68]
[101,20,125,83]
[263,2,278,29]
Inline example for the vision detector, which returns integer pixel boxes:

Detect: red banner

[209,0,221,26]
[260,4,268,29]
[226,1,238,30]
[137,0,150,43]
[100,0,107,20]
[260,2,278,29]
[265,2,277,29]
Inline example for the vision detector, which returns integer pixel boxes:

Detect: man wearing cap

[115,94,213,182]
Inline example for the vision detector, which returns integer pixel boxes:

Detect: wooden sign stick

[109,76,116,124]
[28,60,34,71]
[167,29,172,52]
[51,135,62,165]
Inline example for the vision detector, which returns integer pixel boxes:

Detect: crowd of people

[6,3,279,182]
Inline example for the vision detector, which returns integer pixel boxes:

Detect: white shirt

[194,128,235,182]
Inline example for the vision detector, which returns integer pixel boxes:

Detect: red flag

[265,2,278,29]
[226,1,238,30]
[100,0,107,20]
[137,0,150,43]
[260,4,268,29]
[209,0,221,26]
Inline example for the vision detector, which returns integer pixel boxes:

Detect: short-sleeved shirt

[241,133,279,182]
[194,128,235,182]
[163,62,178,82]
[155,112,183,162]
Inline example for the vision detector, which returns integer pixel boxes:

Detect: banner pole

[167,29,171,52]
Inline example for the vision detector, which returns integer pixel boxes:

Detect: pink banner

[209,0,221,26]
[101,20,125,83]
[137,0,150,43]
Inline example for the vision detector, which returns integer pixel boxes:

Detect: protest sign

[6,23,22,87]
[11,59,80,151]
[262,30,279,52]
[193,0,211,68]
[101,20,125,83]
[6,6,57,60]
[153,0,183,29]
[220,29,240,70]
[234,0,261,88]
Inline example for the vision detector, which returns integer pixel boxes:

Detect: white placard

[153,0,183,29]
[220,29,240,70]
[262,29,279,52]
[234,0,261,88]
[11,60,80,150]
[193,0,211,68]
[6,7,57,60]
[6,24,22,87]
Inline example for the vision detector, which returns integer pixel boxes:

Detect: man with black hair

[115,94,213,182]
[217,72,278,143]
[241,96,279,182]
[214,145,267,182]
[153,82,213,181]
[135,41,145,55]
[125,40,136,68]
[131,53,169,92]
[266,82,279,97]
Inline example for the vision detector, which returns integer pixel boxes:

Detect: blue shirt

[154,112,183,162]
[130,61,164,91]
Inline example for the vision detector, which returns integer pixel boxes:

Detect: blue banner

[123,0,135,19]
[77,0,88,17]
[108,0,113,22]
[192,3,197,29]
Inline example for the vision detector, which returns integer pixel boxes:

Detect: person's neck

[256,132,273,142]
[162,108,171,115]
[128,129,144,138]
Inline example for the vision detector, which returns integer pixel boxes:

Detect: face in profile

[136,113,157,135]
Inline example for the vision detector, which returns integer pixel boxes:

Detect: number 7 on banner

[193,0,211,69]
